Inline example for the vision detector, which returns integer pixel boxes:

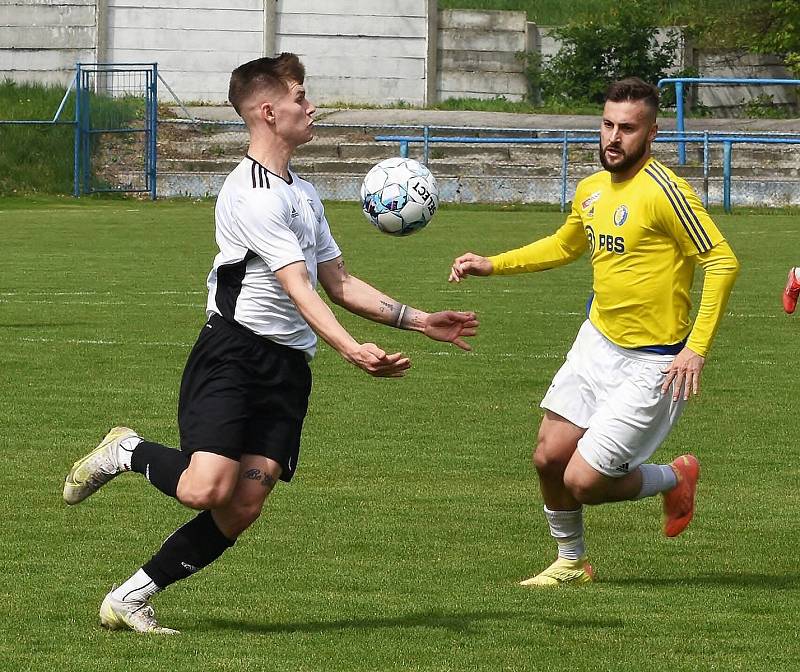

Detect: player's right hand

[449,253,493,282]
[348,343,411,377]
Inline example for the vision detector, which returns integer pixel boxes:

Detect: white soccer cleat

[63,426,138,505]
[99,591,179,635]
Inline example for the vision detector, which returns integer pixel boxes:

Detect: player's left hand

[661,347,705,401]
[423,311,479,351]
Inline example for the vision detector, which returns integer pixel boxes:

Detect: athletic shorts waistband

[585,320,676,364]
[207,313,306,360]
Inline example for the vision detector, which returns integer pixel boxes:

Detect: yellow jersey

[488,158,739,357]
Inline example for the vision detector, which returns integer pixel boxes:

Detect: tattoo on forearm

[243,468,277,488]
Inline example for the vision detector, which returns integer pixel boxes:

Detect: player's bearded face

[599,100,656,175]
[599,133,649,173]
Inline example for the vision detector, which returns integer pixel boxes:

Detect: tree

[747,1,800,75]
[537,0,680,105]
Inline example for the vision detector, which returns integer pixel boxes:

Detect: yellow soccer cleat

[100,591,179,635]
[519,557,595,587]
[63,426,138,505]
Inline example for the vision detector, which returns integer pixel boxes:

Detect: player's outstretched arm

[275,261,410,377]
[318,256,478,351]
[448,253,494,283]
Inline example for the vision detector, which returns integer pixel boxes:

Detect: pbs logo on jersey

[360,157,439,236]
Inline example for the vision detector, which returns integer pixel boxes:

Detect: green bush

[533,0,679,106]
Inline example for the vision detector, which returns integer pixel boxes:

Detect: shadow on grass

[204,610,625,635]
[604,572,798,590]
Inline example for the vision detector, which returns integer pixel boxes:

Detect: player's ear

[260,101,275,124]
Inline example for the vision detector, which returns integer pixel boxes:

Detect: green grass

[0,81,143,196]
[1,197,799,671]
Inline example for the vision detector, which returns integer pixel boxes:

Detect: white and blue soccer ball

[360,157,439,236]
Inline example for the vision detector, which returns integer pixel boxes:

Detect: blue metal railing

[657,77,800,164]
[376,127,800,213]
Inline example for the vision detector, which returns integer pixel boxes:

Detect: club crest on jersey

[581,190,601,211]
[613,204,629,227]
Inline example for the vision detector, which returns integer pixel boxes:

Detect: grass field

[1,196,798,671]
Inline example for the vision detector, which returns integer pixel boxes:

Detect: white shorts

[541,320,686,478]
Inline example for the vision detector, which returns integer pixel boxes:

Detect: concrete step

[157,154,800,180]
[153,170,800,208]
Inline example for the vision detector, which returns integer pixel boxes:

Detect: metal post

[81,68,90,195]
[722,141,732,213]
[73,64,81,197]
[560,131,569,213]
[702,131,709,209]
[149,63,158,200]
[400,141,409,158]
[423,125,430,165]
[676,81,686,165]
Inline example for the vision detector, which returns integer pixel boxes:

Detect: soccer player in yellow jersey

[449,77,740,586]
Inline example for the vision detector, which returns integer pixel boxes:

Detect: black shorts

[178,313,312,482]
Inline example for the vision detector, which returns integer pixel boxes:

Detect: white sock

[116,435,142,471]
[794,267,800,282]
[110,568,161,604]
[636,463,678,499]
[544,506,585,560]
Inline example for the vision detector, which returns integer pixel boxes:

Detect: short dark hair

[228,53,305,115]
[605,77,659,119]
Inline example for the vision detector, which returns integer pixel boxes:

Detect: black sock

[142,510,234,589]
[130,441,189,498]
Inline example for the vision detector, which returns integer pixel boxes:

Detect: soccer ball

[360,157,439,236]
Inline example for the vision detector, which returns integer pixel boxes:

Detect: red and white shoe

[783,267,800,314]
[663,454,700,538]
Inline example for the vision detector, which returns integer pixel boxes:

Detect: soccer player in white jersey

[783,267,800,314]
[449,77,739,586]
[62,53,478,633]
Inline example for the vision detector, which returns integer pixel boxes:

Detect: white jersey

[206,155,342,357]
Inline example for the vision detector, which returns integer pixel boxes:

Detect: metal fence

[375,127,800,213]
[657,77,800,164]
[74,62,158,198]
[3,66,798,211]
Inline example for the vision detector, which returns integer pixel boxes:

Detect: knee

[177,481,234,511]
[533,438,571,478]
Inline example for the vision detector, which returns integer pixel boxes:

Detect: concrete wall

[0,0,436,105]
[437,9,528,102]
[694,50,797,114]
[2,4,796,112]
[104,0,264,102]
[0,0,97,87]
[273,0,435,106]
